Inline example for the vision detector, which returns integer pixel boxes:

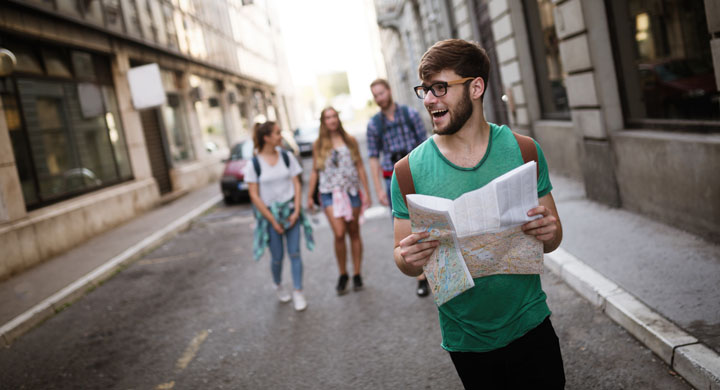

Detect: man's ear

[470,77,485,100]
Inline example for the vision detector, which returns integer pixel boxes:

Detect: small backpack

[394,132,539,206]
[252,149,290,177]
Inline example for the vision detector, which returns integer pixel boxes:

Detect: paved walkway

[0,178,718,389]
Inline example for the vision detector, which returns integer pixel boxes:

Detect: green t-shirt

[391,123,553,352]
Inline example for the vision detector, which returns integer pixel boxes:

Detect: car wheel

[223,195,234,205]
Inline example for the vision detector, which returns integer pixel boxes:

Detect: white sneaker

[292,291,307,311]
[275,285,291,303]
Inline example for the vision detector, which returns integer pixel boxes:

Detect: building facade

[374,0,720,242]
[0,0,295,279]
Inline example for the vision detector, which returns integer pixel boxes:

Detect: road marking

[176,329,209,370]
[155,381,175,389]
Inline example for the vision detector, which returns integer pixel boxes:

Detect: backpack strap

[252,155,261,177]
[372,112,385,151]
[394,154,415,207]
[280,149,290,168]
[512,132,538,177]
[253,150,290,179]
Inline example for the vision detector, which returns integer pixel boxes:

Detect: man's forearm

[543,221,563,253]
[368,158,384,193]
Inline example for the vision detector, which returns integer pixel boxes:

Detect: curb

[0,194,222,347]
[546,248,720,390]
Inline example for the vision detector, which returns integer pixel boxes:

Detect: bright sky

[276,0,384,112]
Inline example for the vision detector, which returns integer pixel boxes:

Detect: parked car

[293,123,319,157]
[220,140,254,204]
[220,130,303,204]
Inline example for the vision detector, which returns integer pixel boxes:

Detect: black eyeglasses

[413,77,475,99]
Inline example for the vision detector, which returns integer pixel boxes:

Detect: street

[0,147,692,389]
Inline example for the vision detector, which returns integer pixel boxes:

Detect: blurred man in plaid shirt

[367,78,430,297]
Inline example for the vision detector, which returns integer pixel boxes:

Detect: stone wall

[613,131,720,242]
[0,179,158,280]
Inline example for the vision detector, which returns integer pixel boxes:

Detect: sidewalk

[0,178,718,389]
[547,175,720,390]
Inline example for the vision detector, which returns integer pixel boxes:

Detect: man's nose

[423,91,438,105]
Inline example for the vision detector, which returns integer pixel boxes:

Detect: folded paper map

[407,161,544,306]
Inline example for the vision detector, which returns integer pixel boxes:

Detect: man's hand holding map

[407,161,544,306]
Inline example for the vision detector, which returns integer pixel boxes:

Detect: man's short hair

[370,78,391,90]
[418,39,490,97]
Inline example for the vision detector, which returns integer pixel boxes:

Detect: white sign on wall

[127,63,166,110]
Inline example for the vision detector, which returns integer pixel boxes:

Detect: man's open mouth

[431,109,448,118]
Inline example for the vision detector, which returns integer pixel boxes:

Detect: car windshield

[229,141,255,161]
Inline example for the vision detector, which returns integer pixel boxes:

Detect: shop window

[607,0,719,128]
[2,41,133,210]
[159,69,194,163]
[162,93,194,162]
[523,0,570,119]
[190,75,228,154]
[101,86,133,178]
[1,92,39,205]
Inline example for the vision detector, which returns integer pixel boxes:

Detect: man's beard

[434,86,472,136]
[380,96,394,111]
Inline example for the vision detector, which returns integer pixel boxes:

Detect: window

[1,41,133,210]
[524,0,570,119]
[121,0,144,37]
[160,69,194,163]
[608,0,719,128]
[103,0,125,32]
[163,2,180,50]
[2,85,39,206]
[56,0,104,25]
[190,75,228,155]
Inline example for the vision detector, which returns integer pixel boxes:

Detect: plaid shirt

[366,104,427,173]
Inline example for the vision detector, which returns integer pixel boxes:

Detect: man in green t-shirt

[391,39,565,388]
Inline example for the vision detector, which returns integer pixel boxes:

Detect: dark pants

[449,316,565,389]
